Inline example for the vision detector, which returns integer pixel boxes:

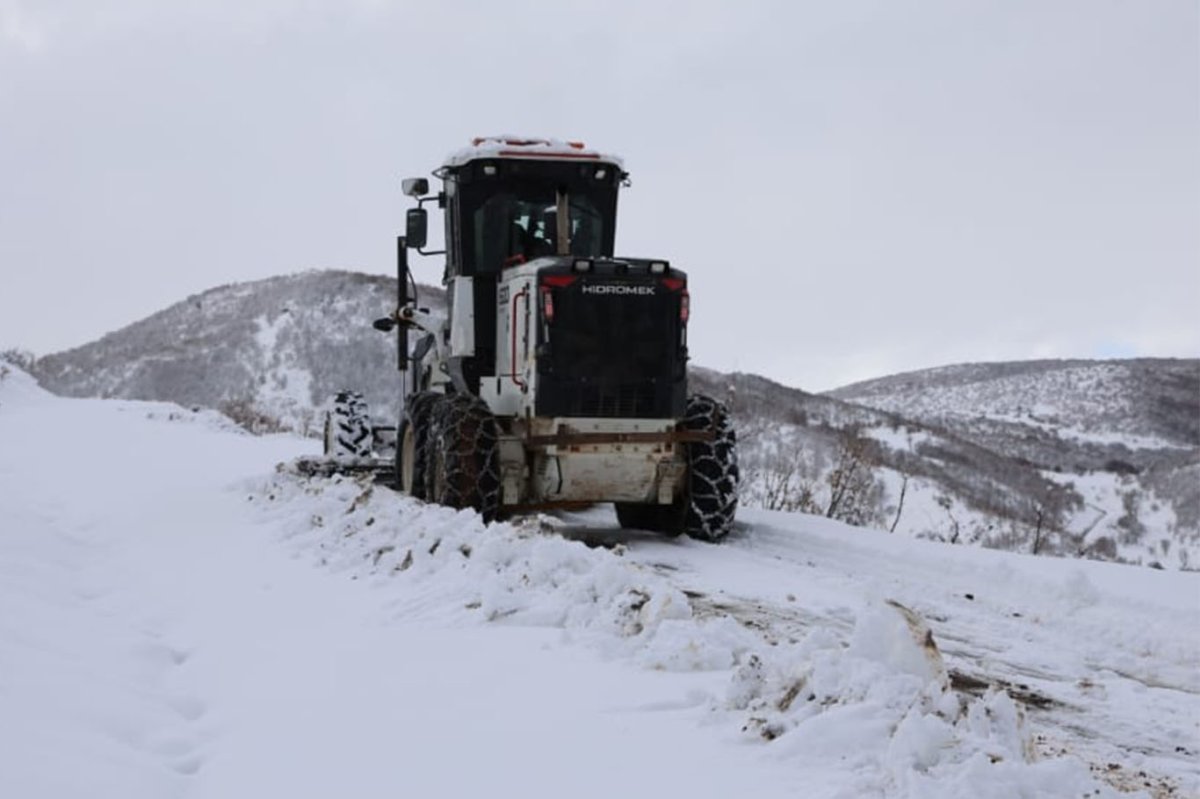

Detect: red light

[541,286,555,322]
[661,277,685,292]
[541,274,578,288]
[680,290,690,324]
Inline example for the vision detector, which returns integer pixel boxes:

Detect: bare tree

[825,428,886,527]
[1027,480,1081,555]
[742,426,884,529]
[1116,489,1147,544]
[759,461,800,511]
[0,348,35,371]
[219,397,288,435]
[749,444,822,514]
[936,493,961,544]
[889,473,909,533]
[1030,503,1046,555]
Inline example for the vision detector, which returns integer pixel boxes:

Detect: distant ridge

[828,358,1199,448]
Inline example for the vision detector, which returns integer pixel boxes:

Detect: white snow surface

[2,365,1196,798]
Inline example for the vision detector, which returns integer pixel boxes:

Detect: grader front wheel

[424,394,501,522]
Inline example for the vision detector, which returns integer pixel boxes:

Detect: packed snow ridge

[250,470,1113,797]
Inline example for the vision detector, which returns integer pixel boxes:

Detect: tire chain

[681,394,739,541]
[425,394,501,522]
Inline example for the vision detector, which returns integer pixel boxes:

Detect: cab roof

[443,135,626,171]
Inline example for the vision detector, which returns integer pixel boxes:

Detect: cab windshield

[465,181,613,272]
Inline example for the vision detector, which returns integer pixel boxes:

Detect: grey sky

[1,0,1196,391]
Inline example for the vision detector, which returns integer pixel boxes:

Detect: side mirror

[402,177,429,197]
[406,208,428,250]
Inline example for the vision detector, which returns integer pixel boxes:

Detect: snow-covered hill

[829,360,1199,448]
[2,366,1195,798]
[27,270,446,436]
[10,271,1198,569]
[694,367,1199,569]
[823,361,1200,568]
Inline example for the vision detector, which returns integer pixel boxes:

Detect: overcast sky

[1,0,1196,391]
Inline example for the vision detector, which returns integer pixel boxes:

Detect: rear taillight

[660,277,688,324]
[540,274,577,323]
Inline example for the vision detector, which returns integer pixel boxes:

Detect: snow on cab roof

[443,135,626,170]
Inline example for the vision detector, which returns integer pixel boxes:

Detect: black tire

[395,391,440,498]
[680,394,739,541]
[614,395,737,541]
[614,501,684,535]
[327,390,372,458]
[424,394,501,522]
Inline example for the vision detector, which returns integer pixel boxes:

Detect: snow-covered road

[0,373,804,798]
[561,509,1199,796]
[2,368,1196,798]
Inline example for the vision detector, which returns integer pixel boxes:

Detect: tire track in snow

[553,507,1198,798]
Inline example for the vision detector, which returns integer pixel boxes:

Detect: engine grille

[533,268,687,419]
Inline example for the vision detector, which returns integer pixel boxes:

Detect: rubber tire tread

[425,394,501,522]
[330,390,371,458]
[396,391,440,498]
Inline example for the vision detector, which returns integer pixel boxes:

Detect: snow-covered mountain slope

[829,360,1199,448]
[1,365,1195,798]
[694,367,1200,569]
[11,271,1198,569]
[823,361,1200,566]
[28,270,446,436]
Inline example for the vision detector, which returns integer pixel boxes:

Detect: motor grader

[326,137,737,540]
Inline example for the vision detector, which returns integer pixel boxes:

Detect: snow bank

[0,362,52,408]
[725,600,1124,798]
[0,360,249,438]
[110,401,250,437]
[250,467,1128,798]
[249,470,752,672]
